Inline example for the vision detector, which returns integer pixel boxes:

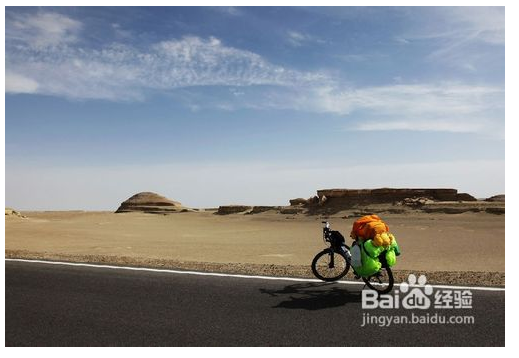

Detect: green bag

[354,241,382,277]
[364,239,385,258]
[353,238,401,277]
[390,237,401,255]
[385,250,396,267]
[385,237,401,267]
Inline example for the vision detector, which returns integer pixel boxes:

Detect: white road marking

[5,258,505,292]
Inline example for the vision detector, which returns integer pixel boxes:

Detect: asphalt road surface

[5,260,505,346]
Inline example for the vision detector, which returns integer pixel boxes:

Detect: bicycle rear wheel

[362,266,394,294]
[311,249,350,282]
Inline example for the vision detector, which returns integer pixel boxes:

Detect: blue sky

[5,6,505,210]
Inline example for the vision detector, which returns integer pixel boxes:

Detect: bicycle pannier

[350,244,362,268]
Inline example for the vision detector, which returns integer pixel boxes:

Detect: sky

[4,6,505,210]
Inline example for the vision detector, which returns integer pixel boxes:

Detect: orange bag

[350,214,389,240]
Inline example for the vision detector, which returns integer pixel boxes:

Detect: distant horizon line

[6,193,505,212]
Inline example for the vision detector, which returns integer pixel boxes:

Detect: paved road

[5,261,505,346]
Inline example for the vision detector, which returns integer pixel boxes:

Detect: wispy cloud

[441,7,504,45]
[394,36,410,45]
[212,6,243,16]
[287,83,504,134]
[335,54,368,62]
[398,7,504,46]
[200,82,503,134]
[111,23,132,39]
[398,7,504,71]
[164,81,504,136]
[6,11,81,48]
[6,12,325,100]
[286,30,326,47]
[5,72,39,94]
[308,83,502,116]
[354,119,486,133]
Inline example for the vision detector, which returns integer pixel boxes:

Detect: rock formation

[289,188,486,214]
[485,194,505,202]
[279,207,305,214]
[250,206,280,214]
[5,208,26,218]
[289,196,319,206]
[289,198,308,206]
[216,205,253,215]
[314,188,476,205]
[216,205,285,215]
[115,192,184,214]
[399,197,435,207]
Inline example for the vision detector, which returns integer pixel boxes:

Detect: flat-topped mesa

[216,205,253,215]
[294,188,477,207]
[115,192,184,214]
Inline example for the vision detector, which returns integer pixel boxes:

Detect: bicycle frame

[321,221,352,268]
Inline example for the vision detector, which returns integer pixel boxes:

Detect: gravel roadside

[5,249,504,287]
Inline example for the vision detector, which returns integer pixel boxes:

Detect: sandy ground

[5,210,505,286]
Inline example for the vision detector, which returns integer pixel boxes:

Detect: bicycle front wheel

[311,249,350,282]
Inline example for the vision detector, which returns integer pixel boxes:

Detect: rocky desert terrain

[5,188,505,286]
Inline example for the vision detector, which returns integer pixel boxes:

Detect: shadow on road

[259,282,362,310]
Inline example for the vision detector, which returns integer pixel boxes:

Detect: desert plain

[5,202,505,286]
